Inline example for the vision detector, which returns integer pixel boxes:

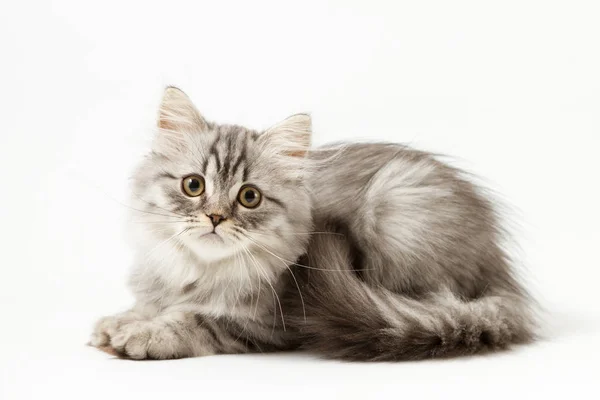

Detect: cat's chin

[182,233,239,263]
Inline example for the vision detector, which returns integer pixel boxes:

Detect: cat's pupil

[189,179,200,191]
[244,190,256,202]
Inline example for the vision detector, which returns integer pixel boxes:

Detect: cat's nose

[207,214,226,227]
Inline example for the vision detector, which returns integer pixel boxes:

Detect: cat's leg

[107,311,197,359]
[105,310,252,360]
[89,303,157,348]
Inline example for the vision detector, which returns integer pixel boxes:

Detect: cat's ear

[157,86,208,132]
[260,114,312,158]
[153,87,208,153]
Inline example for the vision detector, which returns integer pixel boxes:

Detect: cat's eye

[238,185,262,208]
[182,175,205,197]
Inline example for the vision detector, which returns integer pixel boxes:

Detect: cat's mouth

[198,231,224,243]
[184,225,229,244]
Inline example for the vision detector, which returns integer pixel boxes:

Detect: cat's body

[91,87,535,360]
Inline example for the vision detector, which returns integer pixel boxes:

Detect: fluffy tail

[286,235,537,361]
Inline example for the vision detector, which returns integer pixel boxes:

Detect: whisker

[131,190,189,218]
[247,229,345,237]
[129,220,190,224]
[231,231,263,320]
[133,227,189,293]
[126,206,186,219]
[235,227,374,273]
[144,227,189,263]
[224,250,244,334]
[240,244,286,332]
[228,246,257,346]
[240,233,305,323]
[68,170,190,220]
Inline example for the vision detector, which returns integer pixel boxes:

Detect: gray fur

[90,87,536,360]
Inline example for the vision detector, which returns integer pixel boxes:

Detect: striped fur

[285,233,534,361]
[90,87,536,360]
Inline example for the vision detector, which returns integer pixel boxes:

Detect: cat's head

[131,87,313,265]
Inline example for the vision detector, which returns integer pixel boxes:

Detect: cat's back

[307,142,510,296]
[307,142,462,221]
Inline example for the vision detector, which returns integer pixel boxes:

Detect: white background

[1,0,599,398]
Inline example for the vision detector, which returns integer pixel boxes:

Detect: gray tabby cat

[90,87,536,361]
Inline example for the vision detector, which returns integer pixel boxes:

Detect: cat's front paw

[90,315,127,348]
[109,320,190,360]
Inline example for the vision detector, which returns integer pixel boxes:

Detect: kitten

[90,87,536,360]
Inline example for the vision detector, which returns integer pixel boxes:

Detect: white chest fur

[131,241,279,320]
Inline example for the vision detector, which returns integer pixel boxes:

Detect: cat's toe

[90,315,121,347]
[89,331,109,347]
[110,321,154,359]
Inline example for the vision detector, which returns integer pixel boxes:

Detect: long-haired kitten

[90,87,536,361]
